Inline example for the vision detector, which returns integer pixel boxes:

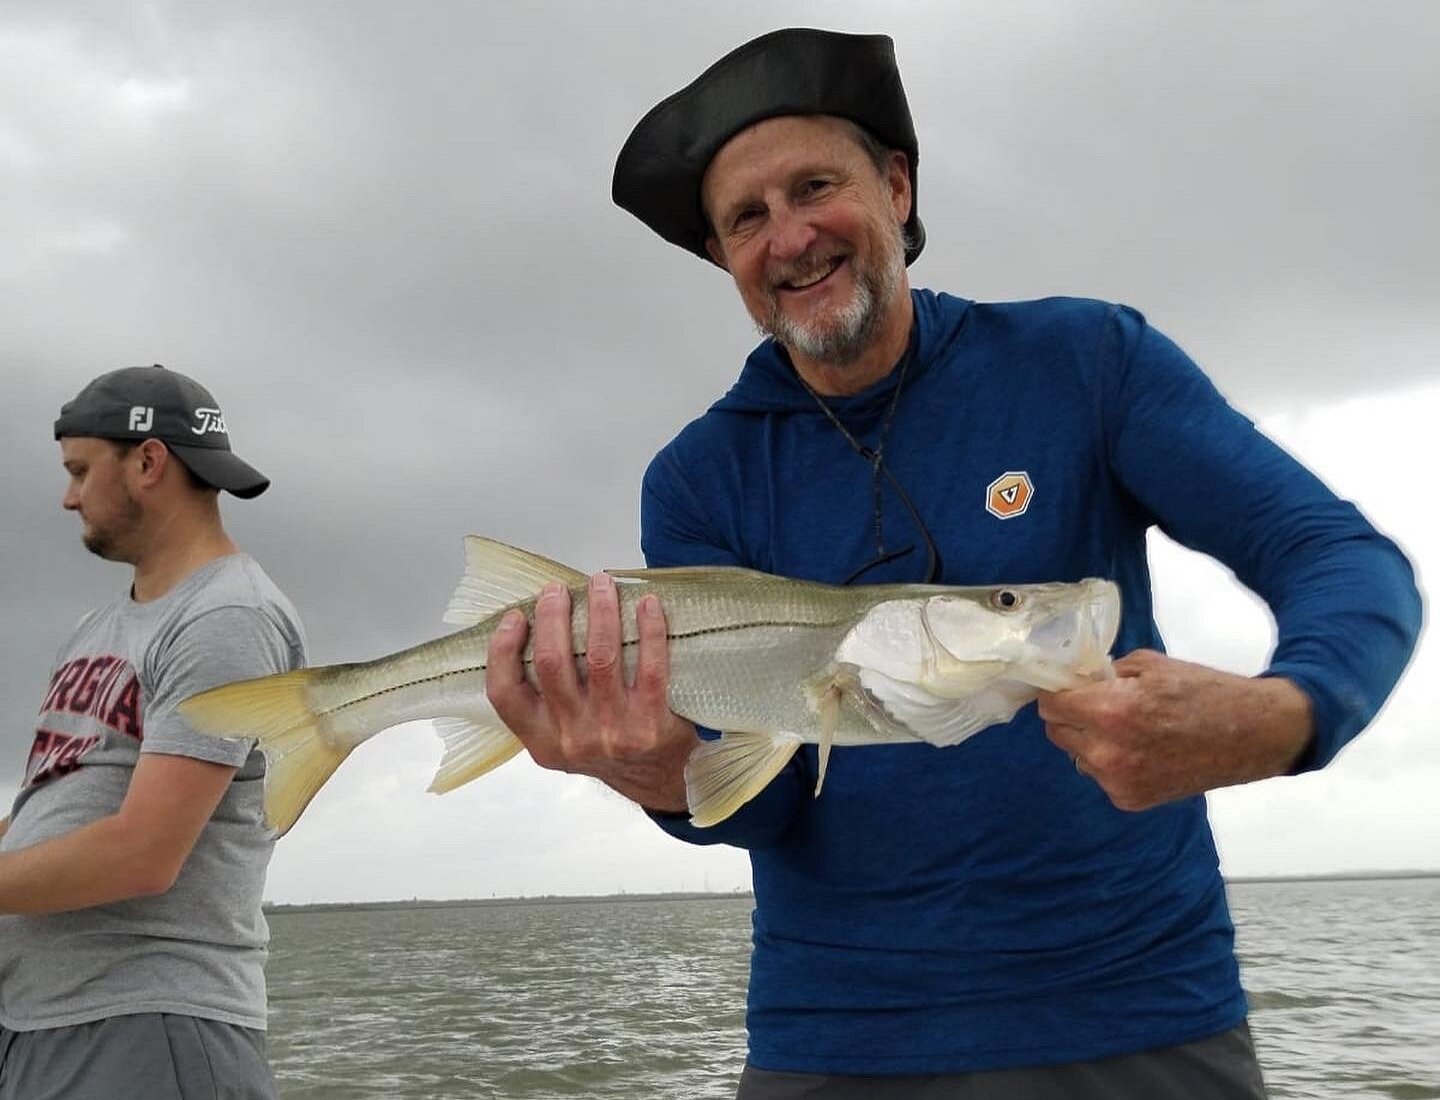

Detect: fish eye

[989,589,1022,611]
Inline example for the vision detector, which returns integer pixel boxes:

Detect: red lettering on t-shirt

[106,674,143,740]
[51,735,96,777]
[91,658,130,719]
[39,664,68,714]
[47,659,91,713]
[68,656,114,714]
[24,728,101,787]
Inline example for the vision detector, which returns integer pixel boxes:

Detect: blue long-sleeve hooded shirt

[640,290,1421,1075]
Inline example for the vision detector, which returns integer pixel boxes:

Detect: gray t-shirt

[0,553,306,1031]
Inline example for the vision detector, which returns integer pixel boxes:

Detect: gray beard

[758,223,906,366]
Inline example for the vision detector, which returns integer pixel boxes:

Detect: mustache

[767,252,846,290]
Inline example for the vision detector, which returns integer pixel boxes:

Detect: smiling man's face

[702,114,911,367]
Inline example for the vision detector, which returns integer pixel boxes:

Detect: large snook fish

[180,538,1120,836]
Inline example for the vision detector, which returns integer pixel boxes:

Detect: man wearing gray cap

[0,366,305,1099]
[487,28,1421,1099]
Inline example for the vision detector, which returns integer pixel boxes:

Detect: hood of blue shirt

[708,288,974,419]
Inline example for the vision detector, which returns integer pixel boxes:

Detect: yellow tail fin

[179,670,351,837]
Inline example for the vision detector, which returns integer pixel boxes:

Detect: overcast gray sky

[2,1,1435,903]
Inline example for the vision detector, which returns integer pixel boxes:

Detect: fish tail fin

[428,712,524,794]
[685,731,803,828]
[179,670,351,837]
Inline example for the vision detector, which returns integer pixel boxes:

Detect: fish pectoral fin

[179,669,351,838]
[443,537,587,626]
[428,714,524,793]
[814,682,842,799]
[857,667,1007,748]
[684,731,804,828]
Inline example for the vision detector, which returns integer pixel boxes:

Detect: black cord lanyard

[795,353,940,585]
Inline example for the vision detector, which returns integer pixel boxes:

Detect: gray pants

[0,1014,277,1100]
[737,1022,1267,1100]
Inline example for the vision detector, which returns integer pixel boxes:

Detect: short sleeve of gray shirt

[140,605,298,769]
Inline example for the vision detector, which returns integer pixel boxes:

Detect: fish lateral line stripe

[662,617,852,641]
[321,617,850,715]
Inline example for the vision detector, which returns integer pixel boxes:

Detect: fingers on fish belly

[684,731,805,827]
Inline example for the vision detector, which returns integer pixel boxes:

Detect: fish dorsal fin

[605,565,773,583]
[444,537,587,626]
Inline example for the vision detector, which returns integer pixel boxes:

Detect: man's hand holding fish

[486,572,695,815]
[1038,649,1317,811]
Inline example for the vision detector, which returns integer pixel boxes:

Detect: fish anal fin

[444,537,587,626]
[428,714,524,793]
[685,731,803,828]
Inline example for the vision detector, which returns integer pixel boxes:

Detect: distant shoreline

[264,871,1440,915]
[264,890,751,916]
[1224,869,1440,885]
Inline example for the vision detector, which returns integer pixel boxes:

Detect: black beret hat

[612,28,924,267]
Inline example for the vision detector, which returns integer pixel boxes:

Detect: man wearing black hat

[0,366,305,1099]
[487,28,1421,1099]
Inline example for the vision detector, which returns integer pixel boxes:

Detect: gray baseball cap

[54,365,270,499]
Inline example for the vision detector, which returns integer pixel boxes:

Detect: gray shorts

[736,1022,1267,1100]
[0,1014,277,1100]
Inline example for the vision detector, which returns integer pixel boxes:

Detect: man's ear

[704,236,730,271]
[886,150,912,225]
[133,438,171,488]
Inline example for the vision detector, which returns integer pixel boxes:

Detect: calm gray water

[267,878,1440,1100]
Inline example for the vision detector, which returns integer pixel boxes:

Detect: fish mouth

[1081,580,1122,664]
[1061,580,1121,679]
[1016,580,1121,687]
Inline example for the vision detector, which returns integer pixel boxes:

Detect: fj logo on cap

[986,472,1034,519]
[191,408,228,436]
[128,406,154,432]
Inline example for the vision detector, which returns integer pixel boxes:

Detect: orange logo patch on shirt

[986,472,1034,519]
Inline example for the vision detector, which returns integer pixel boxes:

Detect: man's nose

[62,485,80,511]
[765,205,817,263]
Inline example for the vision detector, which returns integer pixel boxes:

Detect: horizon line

[263,869,1440,913]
